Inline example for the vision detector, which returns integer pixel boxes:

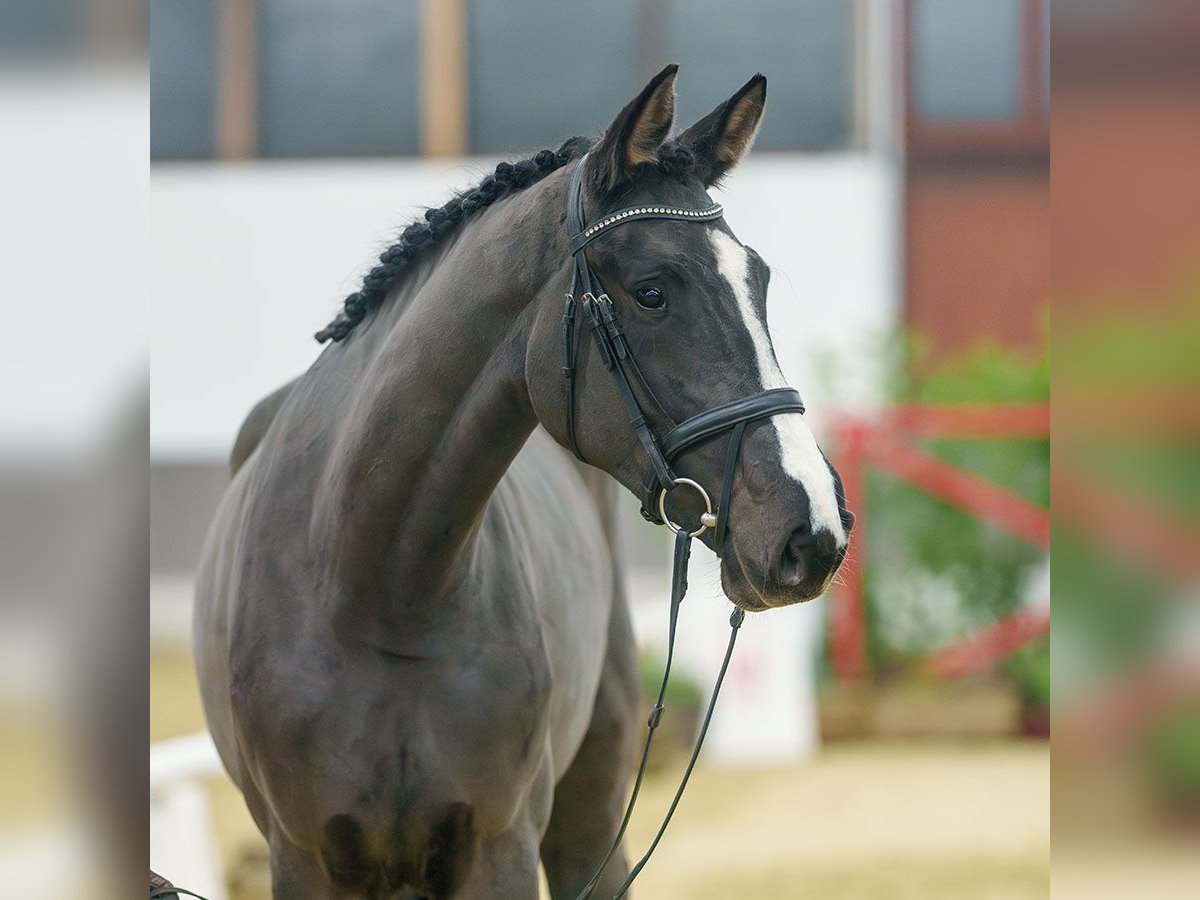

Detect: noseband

[561,157,808,898]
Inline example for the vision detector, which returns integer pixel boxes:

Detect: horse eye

[635,287,666,310]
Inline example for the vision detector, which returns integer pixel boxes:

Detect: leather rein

[561,157,808,898]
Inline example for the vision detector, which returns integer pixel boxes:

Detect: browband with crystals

[570,202,724,253]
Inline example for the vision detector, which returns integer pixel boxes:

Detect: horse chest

[236,618,553,838]
[219,432,615,845]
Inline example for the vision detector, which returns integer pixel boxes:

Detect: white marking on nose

[708,229,846,544]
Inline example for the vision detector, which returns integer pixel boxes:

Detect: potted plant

[1142,704,1200,828]
[1009,638,1051,738]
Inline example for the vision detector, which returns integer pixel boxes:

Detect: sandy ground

[623,742,1048,899]
[152,649,1049,899]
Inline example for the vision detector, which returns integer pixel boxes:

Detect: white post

[149,732,227,900]
[679,549,824,764]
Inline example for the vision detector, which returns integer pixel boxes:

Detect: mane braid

[314,139,700,344]
[314,138,591,343]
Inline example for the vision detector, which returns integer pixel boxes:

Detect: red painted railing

[828,404,1051,680]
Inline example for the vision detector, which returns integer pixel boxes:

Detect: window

[664,0,852,151]
[257,0,421,157]
[912,0,1023,121]
[151,0,860,160]
[150,1,220,160]
[0,0,83,59]
[467,0,853,154]
[466,1,643,154]
[906,0,1049,156]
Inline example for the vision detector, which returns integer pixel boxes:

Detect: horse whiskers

[757,547,773,606]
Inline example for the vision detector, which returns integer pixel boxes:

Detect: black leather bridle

[561,157,809,898]
[562,158,807,549]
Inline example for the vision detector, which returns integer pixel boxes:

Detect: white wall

[151,153,897,461]
[0,70,147,461]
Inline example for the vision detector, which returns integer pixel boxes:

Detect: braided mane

[315,138,699,343]
[314,138,588,343]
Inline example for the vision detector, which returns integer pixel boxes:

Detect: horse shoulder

[230,376,301,474]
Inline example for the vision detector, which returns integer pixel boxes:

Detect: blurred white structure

[150,732,228,900]
[632,549,828,764]
[0,70,146,459]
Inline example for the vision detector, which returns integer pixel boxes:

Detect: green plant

[861,339,1050,671]
[1053,293,1200,691]
[1008,638,1050,707]
[639,654,703,707]
[1143,706,1200,797]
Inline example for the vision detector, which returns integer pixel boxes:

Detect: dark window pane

[666,0,852,151]
[257,0,420,157]
[0,0,82,59]
[912,0,1023,122]
[151,0,219,160]
[466,0,642,154]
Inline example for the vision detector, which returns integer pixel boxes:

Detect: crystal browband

[569,203,724,253]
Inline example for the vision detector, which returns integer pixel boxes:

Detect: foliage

[863,338,1050,670]
[1143,705,1200,797]
[1007,638,1050,707]
[1052,292,1200,691]
[639,653,704,707]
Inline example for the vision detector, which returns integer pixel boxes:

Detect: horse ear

[675,74,767,187]
[587,64,678,194]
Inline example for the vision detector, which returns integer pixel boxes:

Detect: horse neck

[314,173,569,633]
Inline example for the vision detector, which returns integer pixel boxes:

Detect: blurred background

[147,2,1053,898]
[2,1,1196,898]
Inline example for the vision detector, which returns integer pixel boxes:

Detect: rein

[561,158,807,897]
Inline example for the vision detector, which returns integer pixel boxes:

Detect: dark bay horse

[194,66,853,898]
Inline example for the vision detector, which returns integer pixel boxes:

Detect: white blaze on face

[708,229,846,544]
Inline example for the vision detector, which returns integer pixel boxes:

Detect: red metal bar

[925,604,1050,679]
[827,406,1052,682]
[866,432,1051,548]
[886,403,1050,439]
[1060,388,1200,437]
[1058,661,1200,757]
[1053,465,1200,581]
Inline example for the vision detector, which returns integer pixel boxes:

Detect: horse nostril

[787,520,813,556]
[777,524,842,590]
[778,521,814,586]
